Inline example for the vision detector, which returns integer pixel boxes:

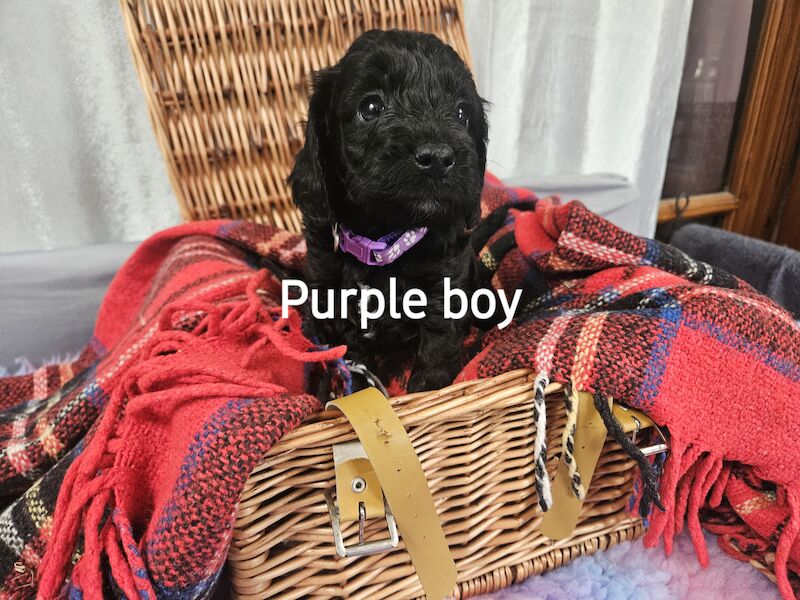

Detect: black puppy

[290,29,488,392]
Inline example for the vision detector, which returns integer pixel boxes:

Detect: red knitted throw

[0,221,345,599]
[458,188,800,599]
[1,176,799,599]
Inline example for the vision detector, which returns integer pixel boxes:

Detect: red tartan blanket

[0,176,799,599]
[458,183,800,599]
[0,222,345,599]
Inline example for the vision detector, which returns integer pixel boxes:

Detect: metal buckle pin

[325,489,399,558]
[639,423,669,457]
[616,405,669,457]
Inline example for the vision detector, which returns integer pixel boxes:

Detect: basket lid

[121,0,474,233]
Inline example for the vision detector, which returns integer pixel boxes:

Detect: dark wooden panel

[724,0,800,241]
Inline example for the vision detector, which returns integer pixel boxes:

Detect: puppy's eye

[456,103,470,127]
[358,95,386,122]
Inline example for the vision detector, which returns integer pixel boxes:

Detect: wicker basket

[120,2,646,598]
[228,371,644,599]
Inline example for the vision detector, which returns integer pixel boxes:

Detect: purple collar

[334,223,428,266]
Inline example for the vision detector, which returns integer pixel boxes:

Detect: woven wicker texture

[229,370,644,599]
[120,0,473,232]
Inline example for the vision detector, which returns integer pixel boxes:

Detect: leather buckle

[325,388,457,599]
[324,489,399,558]
[326,439,399,558]
[618,406,669,456]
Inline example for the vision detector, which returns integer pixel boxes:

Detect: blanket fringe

[777,489,800,600]
[37,270,345,599]
[709,462,733,508]
[636,442,795,592]
[645,443,723,557]
[686,453,723,565]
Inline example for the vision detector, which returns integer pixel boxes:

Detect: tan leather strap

[540,393,653,540]
[327,388,457,600]
[332,441,385,522]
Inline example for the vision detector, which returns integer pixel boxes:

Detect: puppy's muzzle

[414,143,455,179]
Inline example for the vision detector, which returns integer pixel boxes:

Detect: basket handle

[327,387,457,600]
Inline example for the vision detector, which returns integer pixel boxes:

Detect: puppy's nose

[414,143,455,178]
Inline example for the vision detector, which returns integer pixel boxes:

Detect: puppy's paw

[407,368,455,393]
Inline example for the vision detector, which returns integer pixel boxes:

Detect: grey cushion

[0,242,137,370]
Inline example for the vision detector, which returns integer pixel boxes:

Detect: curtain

[464,0,693,236]
[0,1,178,254]
[0,1,691,253]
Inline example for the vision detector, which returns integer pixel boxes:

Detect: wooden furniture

[659,0,800,250]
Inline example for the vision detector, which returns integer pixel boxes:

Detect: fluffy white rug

[481,531,779,600]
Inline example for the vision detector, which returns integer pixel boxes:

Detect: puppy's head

[291,29,488,235]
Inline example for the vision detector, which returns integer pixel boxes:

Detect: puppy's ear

[467,99,490,228]
[290,67,339,229]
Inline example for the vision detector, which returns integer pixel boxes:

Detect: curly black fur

[290,29,488,392]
